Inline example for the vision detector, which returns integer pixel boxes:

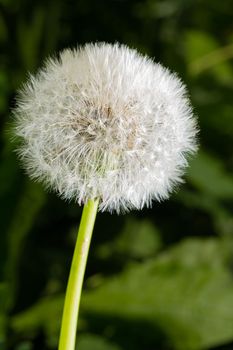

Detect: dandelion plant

[13,43,198,350]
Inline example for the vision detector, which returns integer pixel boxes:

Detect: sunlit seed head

[13,42,198,213]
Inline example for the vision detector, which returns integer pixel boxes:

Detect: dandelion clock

[13,43,198,350]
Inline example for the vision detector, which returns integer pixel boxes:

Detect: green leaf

[185,30,219,63]
[5,181,46,306]
[115,218,161,259]
[76,334,122,350]
[176,190,233,235]
[184,30,233,81]
[96,217,161,261]
[82,238,233,350]
[15,341,33,350]
[187,151,233,199]
[11,295,64,348]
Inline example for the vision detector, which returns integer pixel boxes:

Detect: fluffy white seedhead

[14,42,198,213]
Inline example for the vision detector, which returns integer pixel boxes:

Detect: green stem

[58,198,99,350]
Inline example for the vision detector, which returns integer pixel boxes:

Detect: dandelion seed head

[14,43,198,213]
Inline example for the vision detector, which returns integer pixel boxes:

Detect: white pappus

[13,42,198,213]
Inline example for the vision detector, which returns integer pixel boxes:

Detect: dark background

[1,0,233,349]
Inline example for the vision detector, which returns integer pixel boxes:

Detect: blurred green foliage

[0,0,233,349]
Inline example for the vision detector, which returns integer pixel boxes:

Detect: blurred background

[1,0,233,349]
